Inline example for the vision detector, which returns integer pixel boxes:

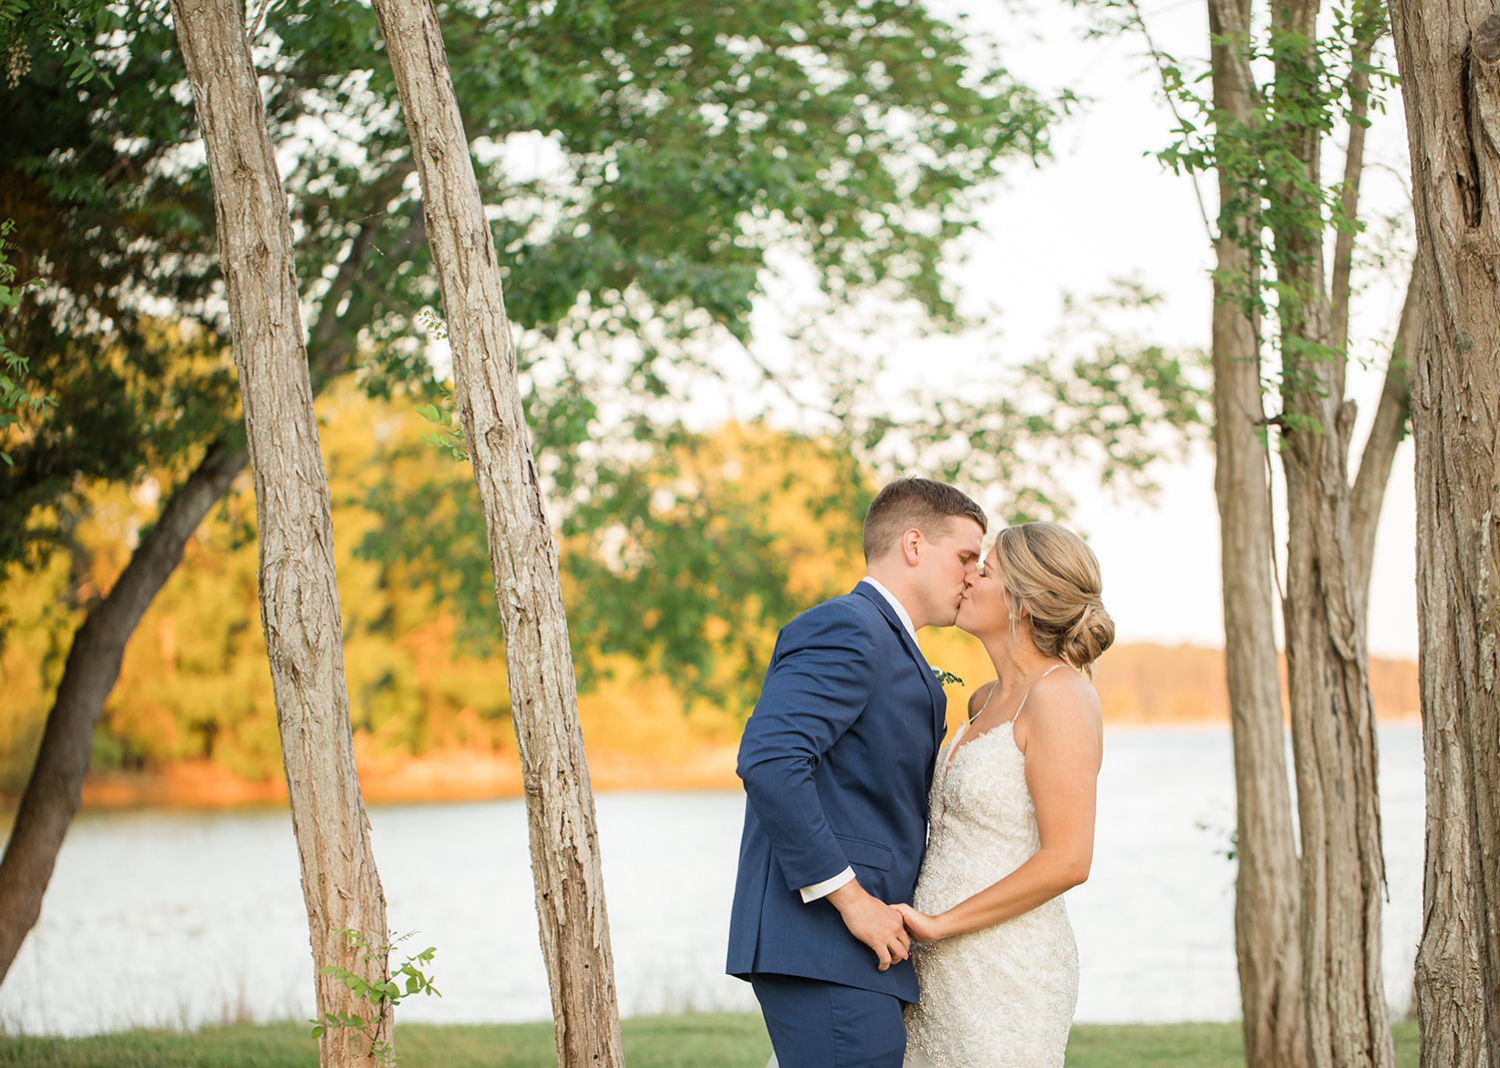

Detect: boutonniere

[932,666,964,686]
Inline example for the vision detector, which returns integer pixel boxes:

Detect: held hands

[894,903,945,944]
[826,880,910,971]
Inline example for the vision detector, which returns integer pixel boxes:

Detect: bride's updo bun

[996,522,1115,677]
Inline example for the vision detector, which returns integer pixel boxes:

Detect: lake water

[0,724,1425,1036]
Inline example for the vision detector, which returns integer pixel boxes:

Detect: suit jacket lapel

[852,584,946,723]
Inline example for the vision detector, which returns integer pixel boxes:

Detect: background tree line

[0,379,1422,801]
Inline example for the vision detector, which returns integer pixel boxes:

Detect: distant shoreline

[0,711,1421,814]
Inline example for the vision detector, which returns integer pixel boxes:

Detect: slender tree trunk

[1280,413,1394,1068]
[0,441,246,976]
[1271,0,1394,1064]
[1206,3,1309,1064]
[1388,5,1500,1065]
[169,2,390,1065]
[366,1,623,1065]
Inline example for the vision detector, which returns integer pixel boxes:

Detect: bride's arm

[898,681,1103,942]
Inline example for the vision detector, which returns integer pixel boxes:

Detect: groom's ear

[901,528,924,566]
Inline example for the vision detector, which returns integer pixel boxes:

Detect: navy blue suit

[727,582,947,1042]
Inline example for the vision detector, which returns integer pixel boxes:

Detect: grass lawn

[0,1015,1420,1067]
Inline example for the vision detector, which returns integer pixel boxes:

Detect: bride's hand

[894,903,944,943]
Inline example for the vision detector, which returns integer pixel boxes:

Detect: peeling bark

[1389,3,1500,1065]
[366,1,624,1065]
[169,2,390,1065]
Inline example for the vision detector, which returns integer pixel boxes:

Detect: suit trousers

[751,972,907,1068]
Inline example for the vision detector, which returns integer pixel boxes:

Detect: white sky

[746,0,1420,660]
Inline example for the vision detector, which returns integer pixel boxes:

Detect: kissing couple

[727,477,1115,1067]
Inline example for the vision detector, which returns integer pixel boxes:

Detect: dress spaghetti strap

[950,663,1066,764]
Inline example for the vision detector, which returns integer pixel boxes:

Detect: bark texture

[169,2,391,1064]
[1271,0,1393,1063]
[1280,387,1394,1068]
[1389,4,1500,1065]
[1207,2,1309,1064]
[0,442,246,978]
[366,1,624,1065]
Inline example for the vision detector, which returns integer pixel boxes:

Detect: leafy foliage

[2,0,1059,403]
[1,0,1213,736]
[311,928,439,1068]
[0,0,117,88]
[0,220,51,468]
[0,0,1067,688]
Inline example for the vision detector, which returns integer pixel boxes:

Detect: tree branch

[1350,257,1417,622]
[1331,7,1383,358]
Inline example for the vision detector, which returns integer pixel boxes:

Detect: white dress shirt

[797,577,918,903]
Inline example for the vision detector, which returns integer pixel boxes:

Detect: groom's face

[914,517,984,627]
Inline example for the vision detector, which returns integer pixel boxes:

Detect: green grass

[1064,1020,1420,1068]
[0,1015,1421,1067]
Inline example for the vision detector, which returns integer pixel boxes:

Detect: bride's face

[957,545,1014,639]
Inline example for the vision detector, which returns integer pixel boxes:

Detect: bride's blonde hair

[996,522,1114,677]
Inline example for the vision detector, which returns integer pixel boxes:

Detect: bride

[898,521,1113,1068]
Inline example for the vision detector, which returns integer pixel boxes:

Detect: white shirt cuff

[800,866,855,903]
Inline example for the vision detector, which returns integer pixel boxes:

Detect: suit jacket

[725,583,948,1002]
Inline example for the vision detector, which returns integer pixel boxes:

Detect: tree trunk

[366,2,624,1065]
[1206,2,1309,1064]
[0,441,246,977]
[1388,5,1500,1065]
[1270,0,1394,1063]
[1280,411,1394,1068]
[169,2,391,1065]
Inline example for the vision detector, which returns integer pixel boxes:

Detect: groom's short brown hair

[862,478,987,562]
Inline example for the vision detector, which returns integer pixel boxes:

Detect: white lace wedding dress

[902,710,1079,1067]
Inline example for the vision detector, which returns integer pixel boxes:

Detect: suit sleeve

[737,603,878,892]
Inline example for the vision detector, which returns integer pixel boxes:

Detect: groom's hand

[826,879,910,971]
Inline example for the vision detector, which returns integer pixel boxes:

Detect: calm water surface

[0,724,1424,1035]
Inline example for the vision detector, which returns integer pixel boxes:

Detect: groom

[727,478,986,1067]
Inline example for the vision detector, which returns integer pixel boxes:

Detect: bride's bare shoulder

[1042,664,1101,706]
[1017,667,1103,744]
